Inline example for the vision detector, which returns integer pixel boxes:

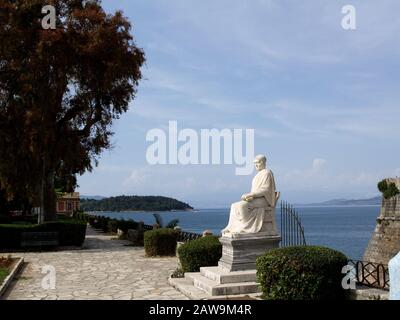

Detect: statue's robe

[222,168,276,235]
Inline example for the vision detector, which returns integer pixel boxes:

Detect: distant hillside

[80,195,193,212]
[80,195,106,200]
[305,196,381,206]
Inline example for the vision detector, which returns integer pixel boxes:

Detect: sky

[77,0,400,208]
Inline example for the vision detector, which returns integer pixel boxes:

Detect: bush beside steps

[256,245,348,300]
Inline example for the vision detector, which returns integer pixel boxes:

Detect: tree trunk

[38,159,56,224]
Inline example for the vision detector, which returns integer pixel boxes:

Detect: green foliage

[0,215,37,225]
[80,195,193,212]
[170,267,185,278]
[72,211,90,223]
[152,213,179,229]
[0,267,8,284]
[46,220,87,247]
[152,213,163,227]
[166,219,180,229]
[256,246,348,300]
[144,228,178,257]
[0,0,145,223]
[107,220,118,234]
[177,236,222,272]
[385,183,400,199]
[87,215,139,234]
[377,180,388,193]
[89,216,111,232]
[116,219,139,233]
[0,255,12,284]
[0,218,87,249]
[377,179,400,199]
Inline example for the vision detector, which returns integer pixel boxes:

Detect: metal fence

[142,223,202,242]
[280,201,306,247]
[348,260,390,290]
[177,230,202,242]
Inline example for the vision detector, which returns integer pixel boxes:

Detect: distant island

[303,196,381,206]
[81,195,106,201]
[80,195,193,212]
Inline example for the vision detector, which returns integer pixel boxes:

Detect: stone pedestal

[170,205,281,299]
[169,233,280,299]
[218,234,281,271]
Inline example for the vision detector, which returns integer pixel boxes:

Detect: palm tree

[152,213,179,229]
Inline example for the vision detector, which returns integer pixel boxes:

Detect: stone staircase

[168,266,261,300]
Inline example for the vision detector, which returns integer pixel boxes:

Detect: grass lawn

[0,267,10,284]
[0,257,13,285]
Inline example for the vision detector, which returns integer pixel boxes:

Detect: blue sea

[90,206,380,260]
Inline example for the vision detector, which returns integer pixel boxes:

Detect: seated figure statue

[221,154,278,237]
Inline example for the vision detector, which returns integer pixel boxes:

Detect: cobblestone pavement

[2,227,188,300]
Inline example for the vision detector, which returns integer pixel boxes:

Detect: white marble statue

[389,251,400,300]
[222,154,277,236]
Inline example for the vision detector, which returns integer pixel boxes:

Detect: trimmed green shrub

[87,215,96,226]
[116,219,139,233]
[46,220,87,246]
[72,211,90,223]
[0,215,37,224]
[0,219,87,249]
[107,220,118,233]
[177,236,222,272]
[144,228,178,257]
[256,246,348,300]
[90,216,111,232]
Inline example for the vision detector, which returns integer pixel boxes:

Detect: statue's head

[253,154,267,171]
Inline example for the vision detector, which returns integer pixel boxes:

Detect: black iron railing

[280,201,306,247]
[142,224,153,231]
[348,260,389,290]
[142,223,202,242]
[177,230,202,242]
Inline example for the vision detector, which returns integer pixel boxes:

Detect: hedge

[73,211,90,223]
[90,216,111,232]
[0,215,38,225]
[0,219,87,249]
[177,236,222,272]
[107,220,118,233]
[116,219,139,233]
[144,228,178,257]
[256,246,348,300]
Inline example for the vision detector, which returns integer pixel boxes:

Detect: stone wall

[363,193,400,265]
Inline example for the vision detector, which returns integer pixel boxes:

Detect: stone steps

[169,266,261,299]
[200,266,257,284]
[168,277,210,300]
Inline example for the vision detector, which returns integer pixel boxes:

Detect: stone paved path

[2,226,188,300]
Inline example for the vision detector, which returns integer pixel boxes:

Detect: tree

[152,213,180,229]
[0,0,145,223]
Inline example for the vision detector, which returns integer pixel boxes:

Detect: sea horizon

[90,205,380,260]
